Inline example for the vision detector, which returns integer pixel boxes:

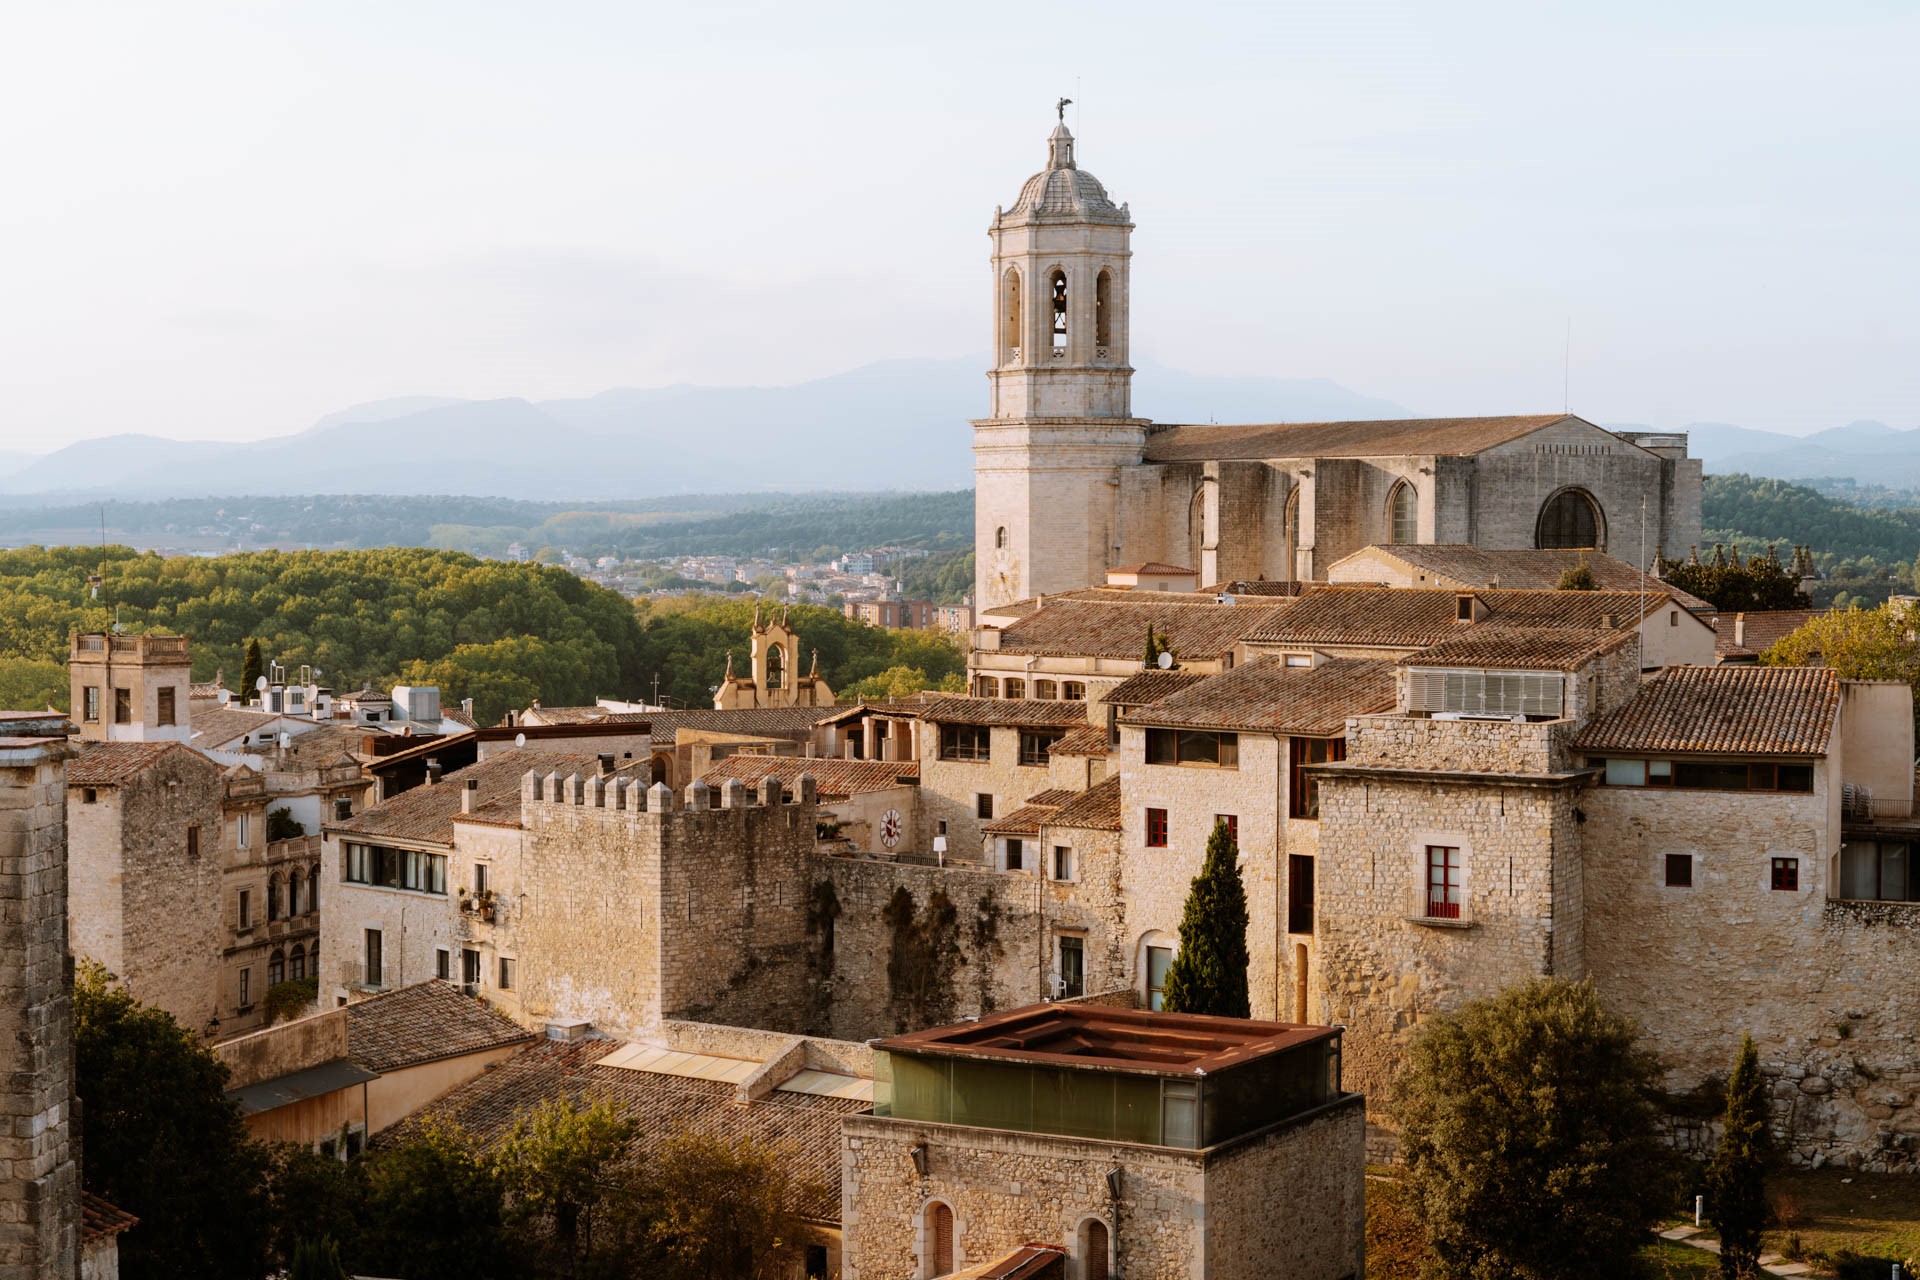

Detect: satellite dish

[514,732,527,748]
[1156,651,1174,670]
[255,676,269,692]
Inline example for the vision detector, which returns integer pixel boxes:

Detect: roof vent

[598,753,616,776]
[425,758,441,785]
[461,777,478,814]
[545,1018,593,1041]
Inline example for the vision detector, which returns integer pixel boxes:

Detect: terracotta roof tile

[996,598,1289,661]
[1112,562,1195,576]
[1402,626,1636,672]
[81,1192,138,1244]
[1709,610,1826,660]
[1335,545,1714,610]
[1246,585,1662,649]
[981,788,1079,836]
[1102,670,1211,706]
[1047,724,1112,757]
[346,980,537,1074]
[1045,775,1122,831]
[1571,665,1839,757]
[699,755,918,800]
[639,706,839,746]
[187,705,283,750]
[1125,658,1398,735]
[391,1038,861,1223]
[908,695,1092,728]
[1143,414,1578,462]
[66,740,209,786]
[330,749,633,846]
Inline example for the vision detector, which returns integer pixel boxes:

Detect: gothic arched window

[290,944,306,981]
[307,868,319,915]
[1536,487,1604,549]
[995,526,1008,551]
[1003,268,1022,360]
[1095,269,1113,349]
[1388,481,1418,545]
[1049,269,1068,351]
[267,873,283,922]
[268,949,285,987]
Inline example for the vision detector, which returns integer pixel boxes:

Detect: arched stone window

[307,867,319,915]
[1388,481,1418,545]
[1078,1218,1112,1280]
[995,526,1008,551]
[1049,268,1069,351]
[290,944,306,982]
[1095,269,1113,349]
[267,872,283,922]
[1284,488,1301,566]
[1536,487,1604,550]
[1004,268,1022,360]
[287,873,301,917]
[974,675,1000,698]
[766,645,786,691]
[268,949,285,987]
[922,1201,956,1278]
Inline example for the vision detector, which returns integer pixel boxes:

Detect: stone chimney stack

[0,711,79,1277]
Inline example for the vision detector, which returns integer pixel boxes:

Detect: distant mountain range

[1606,419,1920,488]
[0,359,1411,502]
[2,359,1909,501]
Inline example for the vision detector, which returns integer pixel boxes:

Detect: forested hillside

[0,547,964,722]
[1703,474,1920,606]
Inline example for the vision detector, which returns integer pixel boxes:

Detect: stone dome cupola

[1003,122,1130,224]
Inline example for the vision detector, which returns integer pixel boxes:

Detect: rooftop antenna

[1563,317,1571,415]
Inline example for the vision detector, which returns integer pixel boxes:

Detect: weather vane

[1057,96,1072,122]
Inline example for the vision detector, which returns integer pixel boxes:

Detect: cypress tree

[1159,817,1251,1018]
[1707,1034,1771,1279]
[1141,624,1160,669]
[240,637,264,696]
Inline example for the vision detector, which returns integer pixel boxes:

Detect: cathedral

[973,117,1703,610]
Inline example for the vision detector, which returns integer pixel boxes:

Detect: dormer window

[1455,594,1475,623]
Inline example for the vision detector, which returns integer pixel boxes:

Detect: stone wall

[1345,714,1573,775]
[914,722,1075,859]
[841,1096,1366,1280]
[516,774,815,1040]
[0,727,78,1279]
[68,747,224,1034]
[1314,768,1582,1106]
[1580,782,1920,1169]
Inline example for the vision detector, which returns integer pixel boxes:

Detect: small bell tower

[974,108,1149,610]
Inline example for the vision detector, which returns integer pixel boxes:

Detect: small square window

[976,794,994,820]
[1664,854,1692,888]
[1771,857,1799,892]
[82,788,97,805]
[1145,808,1168,848]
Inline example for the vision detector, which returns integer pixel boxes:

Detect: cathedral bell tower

[974,110,1150,610]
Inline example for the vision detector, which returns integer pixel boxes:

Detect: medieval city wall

[1200,1097,1367,1280]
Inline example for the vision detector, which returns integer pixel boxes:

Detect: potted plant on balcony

[475,888,498,923]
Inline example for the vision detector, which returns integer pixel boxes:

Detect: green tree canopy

[1658,545,1810,613]
[1160,818,1251,1018]
[494,1097,637,1265]
[74,960,271,1280]
[1706,1035,1771,1279]
[1763,601,1920,685]
[358,1119,504,1280]
[1392,978,1672,1280]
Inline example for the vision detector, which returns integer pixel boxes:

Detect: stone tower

[0,711,79,1278]
[68,632,192,744]
[974,115,1149,610]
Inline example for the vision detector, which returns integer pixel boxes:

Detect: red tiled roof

[330,749,636,846]
[81,1192,138,1244]
[699,754,918,800]
[1571,665,1839,757]
[1112,562,1195,576]
[1124,658,1397,735]
[389,1038,862,1223]
[1402,627,1636,672]
[1045,775,1122,831]
[67,740,215,786]
[1334,544,1714,610]
[1246,585,1662,649]
[1143,414,1579,462]
[981,789,1079,836]
[1047,724,1112,757]
[1709,610,1826,660]
[996,598,1289,661]
[1102,670,1211,706]
[346,980,537,1074]
[907,695,1092,728]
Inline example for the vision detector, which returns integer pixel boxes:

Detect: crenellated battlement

[521,769,819,817]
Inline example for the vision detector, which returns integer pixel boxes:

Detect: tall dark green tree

[1142,624,1173,670]
[1706,1034,1771,1279]
[240,636,264,695]
[1393,978,1672,1280]
[74,961,271,1280]
[1159,818,1250,1018]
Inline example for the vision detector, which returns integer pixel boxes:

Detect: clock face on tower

[880,809,903,849]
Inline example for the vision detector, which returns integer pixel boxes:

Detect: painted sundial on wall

[880,808,903,848]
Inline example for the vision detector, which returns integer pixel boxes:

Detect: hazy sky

[4,1,1916,450]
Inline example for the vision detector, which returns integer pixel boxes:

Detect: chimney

[1734,615,1746,649]
[598,753,616,776]
[425,758,442,786]
[462,777,477,813]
